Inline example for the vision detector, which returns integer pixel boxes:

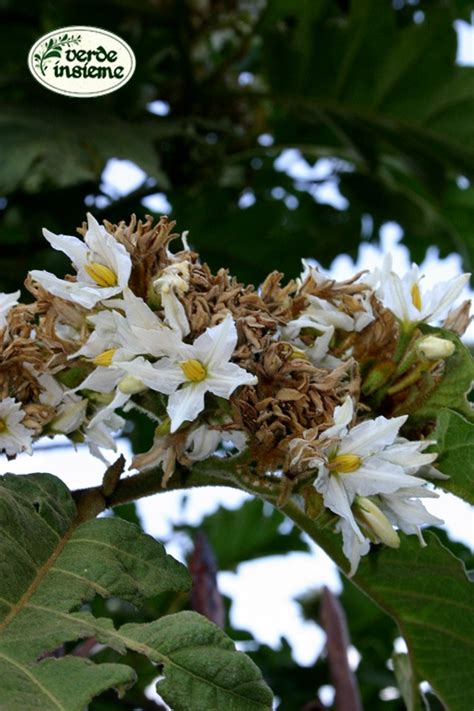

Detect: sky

[2,15,474,707]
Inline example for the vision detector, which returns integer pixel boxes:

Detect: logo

[28,26,136,98]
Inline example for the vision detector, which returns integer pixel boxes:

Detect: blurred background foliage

[1,0,474,290]
[2,0,474,707]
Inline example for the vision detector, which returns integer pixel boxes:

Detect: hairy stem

[72,453,282,520]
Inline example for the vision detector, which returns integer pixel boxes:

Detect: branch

[72,451,282,522]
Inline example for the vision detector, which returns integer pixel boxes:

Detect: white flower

[153,261,191,337]
[69,289,186,420]
[119,313,258,432]
[73,289,182,362]
[377,487,443,545]
[372,255,470,325]
[314,395,437,574]
[36,372,88,434]
[282,291,373,365]
[185,425,221,461]
[184,424,247,461]
[0,291,20,329]
[51,397,88,435]
[131,429,176,484]
[29,213,132,308]
[0,398,34,456]
[84,411,125,462]
[119,288,184,357]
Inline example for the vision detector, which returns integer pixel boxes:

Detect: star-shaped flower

[29,213,132,308]
[0,397,34,456]
[119,313,258,432]
[372,255,470,326]
[314,395,438,574]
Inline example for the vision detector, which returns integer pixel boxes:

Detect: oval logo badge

[28,26,136,98]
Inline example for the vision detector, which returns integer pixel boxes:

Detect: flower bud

[416,335,455,361]
[354,497,400,548]
[118,375,146,394]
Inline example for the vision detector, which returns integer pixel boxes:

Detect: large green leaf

[283,502,474,711]
[433,409,474,504]
[0,473,272,710]
[0,108,169,194]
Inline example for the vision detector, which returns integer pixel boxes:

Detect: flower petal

[339,414,407,457]
[162,291,190,337]
[315,466,362,538]
[378,441,437,472]
[194,313,238,366]
[423,273,470,321]
[167,382,207,432]
[338,518,370,577]
[118,357,183,395]
[206,362,257,399]
[42,227,88,270]
[75,366,121,394]
[321,395,353,440]
[0,290,20,328]
[340,457,427,500]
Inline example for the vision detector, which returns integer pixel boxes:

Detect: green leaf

[433,409,474,504]
[120,612,273,710]
[179,498,309,571]
[0,473,272,710]
[0,108,169,195]
[283,501,474,711]
[351,535,474,711]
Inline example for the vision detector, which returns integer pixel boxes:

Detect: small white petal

[315,467,362,539]
[206,362,257,399]
[341,458,427,499]
[339,415,407,457]
[42,227,88,270]
[338,518,370,577]
[162,291,190,337]
[423,273,470,321]
[118,357,183,395]
[167,382,207,432]
[75,366,121,394]
[0,290,20,329]
[194,313,238,367]
[185,425,221,461]
[322,395,353,440]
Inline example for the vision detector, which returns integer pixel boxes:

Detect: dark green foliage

[1,0,474,290]
[177,498,310,570]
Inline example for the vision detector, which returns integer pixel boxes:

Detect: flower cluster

[0,213,471,572]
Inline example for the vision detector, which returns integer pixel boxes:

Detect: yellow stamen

[411,283,422,311]
[290,347,308,361]
[84,262,118,287]
[92,348,117,367]
[180,358,207,383]
[0,419,6,434]
[329,453,362,474]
